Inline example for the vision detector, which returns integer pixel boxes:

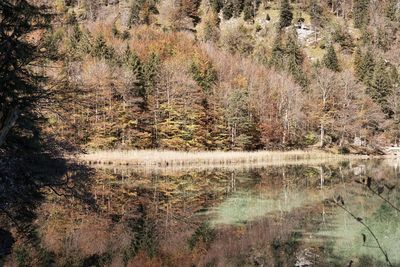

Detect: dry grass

[79,149,365,168]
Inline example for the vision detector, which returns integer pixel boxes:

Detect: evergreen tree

[385,0,397,21]
[369,59,393,116]
[142,52,160,94]
[92,34,114,59]
[354,0,370,29]
[278,0,293,29]
[309,0,323,28]
[353,47,362,74]
[243,0,259,22]
[0,0,50,146]
[270,31,285,70]
[226,89,259,150]
[285,28,308,87]
[354,49,375,85]
[124,46,146,103]
[77,29,93,55]
[69,24,82,51]
[232,0,245,18]
[243,4,254,22]
[128,0,143,27]
[111,22,119,37]
[322,44,340,72]
[377,26,390,51]
[210,0,223,13]
[222,1,234,20]
[190,60,218,94]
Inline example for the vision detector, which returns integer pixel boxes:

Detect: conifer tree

[222,1,234,20]
[68,24,82,52]
[0,0,50,146]
[210,0,223,13]
[243,5,254,22]
[226,89,259,150]
[385,0,397,21]
[142,52,160,94]
[270,31,285,69]
[278,0,293,29]
[322,44,340,72]
[285,28,308,87]
[369,59,393,115]
[354,49,375,85]
[243,0,256,22]
[124,47,146,103]
[92,34,114,59]
[354,0,370,29]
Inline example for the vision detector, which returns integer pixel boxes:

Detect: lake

[3,158,400,266]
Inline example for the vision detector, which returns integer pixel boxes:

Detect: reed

[79,149,366,167]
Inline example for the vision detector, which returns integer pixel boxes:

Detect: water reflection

[2,159,400,266]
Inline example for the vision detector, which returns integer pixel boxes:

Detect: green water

[4,158,400,266]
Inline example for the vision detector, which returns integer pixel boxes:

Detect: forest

[2,0,399,154]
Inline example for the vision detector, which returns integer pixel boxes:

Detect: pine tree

[232,0,245,18]
[124,47,146,103]
[270,31,285,70]
[369,59,393,116]
[279,0,293,29]
[226,89,259,150]
[0,0,50,146]
[190,60,218,94]
[70,24,82,47]
[285,28,308,87]
[222,1,234,20]
[385,0,397,21]
[111,22,119,37]
[243,5,254,22]
[92,34,114,59]
[210,0,223,13]
[142,52,160,94]
[354,0,370,29]
[322,44,340,72]
[355,49,375,85]
[243,0,257,22]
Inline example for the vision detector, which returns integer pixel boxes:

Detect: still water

[4,158,400,266]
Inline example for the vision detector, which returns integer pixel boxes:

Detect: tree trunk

[320,122,324,147]
[0,108,19,147]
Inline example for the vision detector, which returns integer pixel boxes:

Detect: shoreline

[77,149,386,168]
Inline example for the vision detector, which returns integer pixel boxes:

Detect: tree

[243,0,259,22]
[92,34,114,60]
[142,52,161,95]
[124,46,146,107]
[311,68,337,147]
[222,1,234,20]
[209,0,223,13]
[353,0,370,29]
[285,28,308,87]
[0,0,49,146]
[354,49,375,85]
[322,44,340,72]
[270,31,285,69]
[385,0,397,21]
[278,0,293,29]
[368,59,393,116]
[226,89,259,150]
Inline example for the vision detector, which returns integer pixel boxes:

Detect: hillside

[26,0,400,152]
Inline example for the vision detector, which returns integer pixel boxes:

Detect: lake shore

[78,149,378,167]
